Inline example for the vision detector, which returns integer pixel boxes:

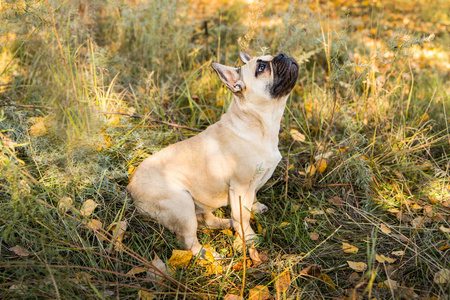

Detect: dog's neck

[223,95,287,150]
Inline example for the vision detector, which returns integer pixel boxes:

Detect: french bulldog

[127,51,299,256]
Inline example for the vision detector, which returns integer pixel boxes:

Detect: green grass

[1,0,450,299]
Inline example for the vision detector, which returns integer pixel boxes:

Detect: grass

[1,0,450,299]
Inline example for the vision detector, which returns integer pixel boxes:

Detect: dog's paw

[252,202,268,214]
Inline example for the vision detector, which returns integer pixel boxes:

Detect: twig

[98,111,203,132]
[239,195,246,298]
[0,103,54,110]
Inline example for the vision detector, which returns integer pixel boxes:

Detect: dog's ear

[238,51,251,64]
[211,63,245,93]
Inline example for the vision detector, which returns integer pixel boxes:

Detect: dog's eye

[258,63,266,72]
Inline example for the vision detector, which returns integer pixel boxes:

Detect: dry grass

[1,0,449,299]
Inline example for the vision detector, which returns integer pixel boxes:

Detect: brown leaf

[148,253,170,281]
[231,258,252,272]
[138,290,155,300]
[342,242,358,254]
[348,272,361,286]
[274,270,291,298]
[58,197,73,214]
[391,250,405,256]
[316,159,327,173]
[249,246,267,267]
[439,225,450,234]
[347,261,367,272]
[319,273,336,290]
[290,129,306,142]
[310,233,319,241]
[300,265,322,277]
[108,220,128,251]
[380,223,391,234]
[378,279,399,290]
[9,245,31,257]
[80,199,98,217]
[392,233,409,242]
[87,219,103,231]
[248,285,272,300]
[375,254,396,264]
[127,266,148,276]
[224,294,244,300]
[328,196,343,206]
[304,217,317,224]
[411,217,424,228]
[306,164,316,176]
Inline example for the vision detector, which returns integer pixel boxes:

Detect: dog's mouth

[270,53,299,98]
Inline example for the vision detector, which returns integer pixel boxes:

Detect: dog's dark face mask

[270,53,299,98]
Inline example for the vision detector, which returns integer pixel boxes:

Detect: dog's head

[211,51,299,103]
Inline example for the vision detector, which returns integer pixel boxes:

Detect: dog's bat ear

[238,51,251,64]
[211,62,244,93]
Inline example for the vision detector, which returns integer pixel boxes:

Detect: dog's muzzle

[270,53,299,98]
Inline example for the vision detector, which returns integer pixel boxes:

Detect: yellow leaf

[138,290,155,300]
[375,254,396,264]
[391,250,405,256]
[380,223,391,234]
[439,244,450,251]
[128,165,136,175]
[220,229,234,236]
[248,285,271,300]
[434,269,450,284]
[204,262,223,275]
[58,197,73,213]
[168,250,192,268]
[280,222,291,227]
[306,164,316,176]
[127,266,148,275]
[290,129,306,142]
[439,225,450,233]
[216,99,224,107]
[29,117,48,137]
[107,115,120,126]
[347,261,367,272]
[108,220,128,251]
[9,245,31,257]
[204,250,215,263]
[316,159,327,173]
[342,242,358,254]
[80,199,98,217]
[378,279,399,290]
[273,270,291,297]
[319,273,336,290]
[137,86,146,94]
[224,294,244,300]
[87,219,103,230]
[104,134,113,148]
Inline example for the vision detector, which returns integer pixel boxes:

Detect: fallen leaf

[274,270,291,297]
[306,164,316,176]
[328,196,343,206]
[375,254,396,264]
[231,258,252,272]
[9,245,31,257]
[75,272,93,284]
[378,279,399,290]
[439,244,450,251]
[347,261,367,272]
[29,117,48,137]
[304,217,317,224]
[58,197,73,214]
[137,86,146,94]
[221,229,234,236]
[280,222,291,227]
[392,233,408,242]
[127,266,148,276]
[87,219,103,230]
[248,285,271,300]
[80,199,98,217]
[108,220,128,251]
[107,115,120,126]
[411,204,422,211]
[148,253,170,280]
[411,217,424,228]
[300,265,322,277]
[391,250,405,256]
[290,129,306,142]
[380,223,391,234]
[168,250,192,268]
[309,209,325,215]
[434,269,450,284]
[316,159,327,173]
[342,242,359,254]
[291,204,301,212]
[249,246,264,267]
[348,272,361,285]
[204,262,223,275]
[224,294,244,300]
[439,225,450,234]
[138,290,155,300]
[310,233,319,241]
[314,151,333,161]
[319,273,336,290]
[128,165,136,175]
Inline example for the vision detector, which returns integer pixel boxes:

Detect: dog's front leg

[229,184,257,243]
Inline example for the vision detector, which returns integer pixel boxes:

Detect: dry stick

[0,103,54,110]
[98,111,202,132]
[239,195,246,298]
